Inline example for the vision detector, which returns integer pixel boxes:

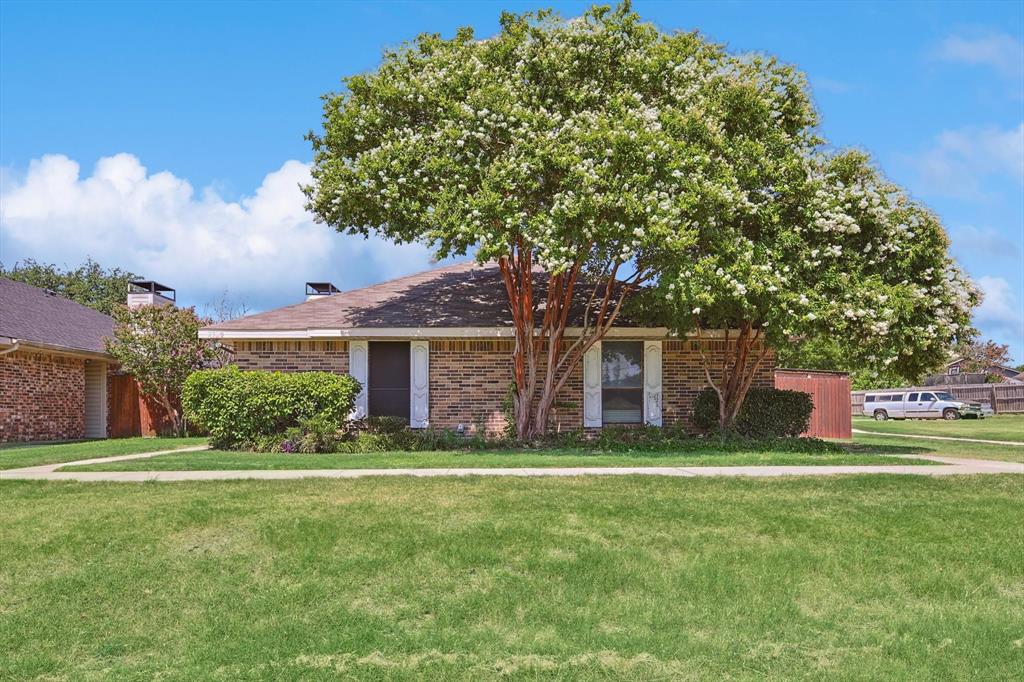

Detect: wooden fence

[108,374,177,437]
[851,382,1024,415]
[775,369,852,439]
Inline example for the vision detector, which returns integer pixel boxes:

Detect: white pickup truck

[862,390,986,421]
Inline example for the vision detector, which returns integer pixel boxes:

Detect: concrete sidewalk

[1,447,1021,482]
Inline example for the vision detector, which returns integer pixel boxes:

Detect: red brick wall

[663,338,776,429]
[0,350,86,442]
[231,340,350,373]
[225,336,775,436]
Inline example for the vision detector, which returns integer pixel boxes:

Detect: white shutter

[409,340,429,428]
[349,340,368,419]
[643,340,663,426]
[583,341,602,427]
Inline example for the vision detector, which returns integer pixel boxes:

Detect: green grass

[848,432,1024,464]
[0,437,208,470]
[60,447,938,472]
[853,413,1024,442]
[2,475,1021,680]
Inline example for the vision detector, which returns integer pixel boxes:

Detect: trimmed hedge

[692,387,813,438]
[182,366,361,448]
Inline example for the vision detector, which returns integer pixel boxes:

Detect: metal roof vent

[305,282,340,301]
[127,280,176,308]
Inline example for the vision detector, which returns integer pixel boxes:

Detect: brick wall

[0,350,86,442]
[663,338,776,429]
[231,340,349,373]
[225,336,775,436]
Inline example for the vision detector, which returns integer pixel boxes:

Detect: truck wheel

[873,410,888,421]
[943,409,960,421]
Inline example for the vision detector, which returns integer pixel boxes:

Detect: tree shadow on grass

[840,442,935,456]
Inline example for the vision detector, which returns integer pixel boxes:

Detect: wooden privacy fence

[108,373,177,437]
[775,369,852,439]
[851,383,1024,415]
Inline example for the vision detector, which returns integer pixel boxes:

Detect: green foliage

[105,304,221,435]
[693,387,813,438]
[181,367,360,449]
[955,339,1013,373]
[0,257,140,315]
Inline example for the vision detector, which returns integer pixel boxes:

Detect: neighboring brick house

[201,262,775,436]
[1,278,114,442]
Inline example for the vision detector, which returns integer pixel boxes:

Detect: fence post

[991,385,999,414]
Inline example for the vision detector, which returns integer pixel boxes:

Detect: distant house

[940,358,1022,384]
[199,261,778,436]
[1,278,114,441]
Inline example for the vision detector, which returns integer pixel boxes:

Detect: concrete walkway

[1,445,1021,482]
[852,428,1024,447]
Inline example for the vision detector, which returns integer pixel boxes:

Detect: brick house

[200,261,776,435]
[1,278,114,442]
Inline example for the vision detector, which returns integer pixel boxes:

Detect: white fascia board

[199,326,746,341]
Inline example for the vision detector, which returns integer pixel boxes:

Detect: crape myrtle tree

[305,2,821,439]
[105,304,224,436]
[654,150,979,428]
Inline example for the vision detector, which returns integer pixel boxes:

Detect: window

[865,395,875,403]
[920,392,935,402]
[368,341,410,420]
[907,393,918,401]
[949,366,960,375]
[601,341,643,424]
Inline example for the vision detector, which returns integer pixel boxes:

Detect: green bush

[692,387,813,438]
[182,366,360,448]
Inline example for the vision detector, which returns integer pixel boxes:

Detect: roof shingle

[0,277,114,354]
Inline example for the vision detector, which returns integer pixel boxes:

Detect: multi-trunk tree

[652,150,978,427]
[305,3,828,439]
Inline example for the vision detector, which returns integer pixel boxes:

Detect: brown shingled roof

[0,277,114,355]
[204,260,639,333]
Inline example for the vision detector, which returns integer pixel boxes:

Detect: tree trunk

[158,391,183,437]
[696,321,769,432]
[498,246,647,441]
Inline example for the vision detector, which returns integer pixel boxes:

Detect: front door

[368,341,410,421]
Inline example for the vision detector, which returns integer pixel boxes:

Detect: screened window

[602,341,643,424]
[368,341,410,421]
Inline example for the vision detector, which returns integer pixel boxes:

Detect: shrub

[692,387,813,439]
[182,366,360,448]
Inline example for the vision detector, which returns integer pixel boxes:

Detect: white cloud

[0,153,437,311]
[975,275,1023,341]
[934,31,1024,78]
[912,123,1024,199]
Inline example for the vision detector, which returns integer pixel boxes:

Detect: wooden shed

[775,368,852,439]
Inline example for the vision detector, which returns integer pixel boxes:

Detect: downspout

[0,340,21,356]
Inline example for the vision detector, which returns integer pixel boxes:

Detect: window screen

[601,341,643,424]
[368,341,410,420]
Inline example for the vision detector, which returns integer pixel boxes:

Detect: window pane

[920,393,934,401]
[603,388,643,424]
[907,393,918,401]
[602,341,642,388]
[602,341,643,423]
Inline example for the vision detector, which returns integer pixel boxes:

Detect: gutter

[0,338,20,356]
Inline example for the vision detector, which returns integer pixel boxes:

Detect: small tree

[305,3,820,439]
[0,257,140,315]
[653,150,979,428]
[954,339,1013,374]
[105,305,221,436]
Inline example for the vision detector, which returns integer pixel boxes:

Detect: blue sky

[1,1,1022,361]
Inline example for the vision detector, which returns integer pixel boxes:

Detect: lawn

[849,432,1024,464]
[853,413,1024,442]
[2,475,1021,680]
[59,447,937,472]
[0,437,208,470]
